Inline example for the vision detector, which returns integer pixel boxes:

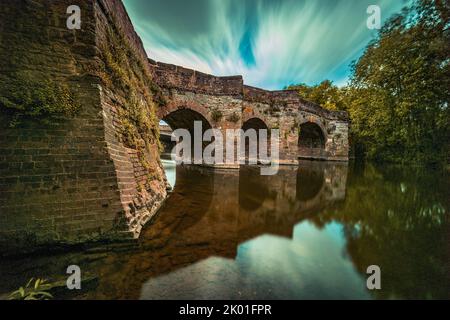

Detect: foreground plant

[9,278,53,300]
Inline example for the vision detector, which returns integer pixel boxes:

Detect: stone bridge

[151,61,349,164]
[0,0,349,254]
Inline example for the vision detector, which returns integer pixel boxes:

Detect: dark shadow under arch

[162,108,212,134]
[242,118,268,132]
[296,165,325,201]
[161,108,213,161]
[298,122,326,159]
[241,118,269,162]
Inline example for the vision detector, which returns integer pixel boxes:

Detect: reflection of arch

[142,165,215,236]
[296,165,325,201]
[241,118,269,162]
[298,121,326,159]
[239,166,270,212]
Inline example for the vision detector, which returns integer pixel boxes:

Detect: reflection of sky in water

[236,222,370,299]
[161,159,176,188]
[140,221,371,300]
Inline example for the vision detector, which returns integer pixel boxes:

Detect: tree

[289,0,449,165]
[287,80,346,111]
[349,0,450,164]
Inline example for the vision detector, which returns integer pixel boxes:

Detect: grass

[8,278,53,300]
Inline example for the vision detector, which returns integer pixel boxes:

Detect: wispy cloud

[123,0,406,89]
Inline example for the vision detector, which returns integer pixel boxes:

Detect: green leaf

[26,278,34,288]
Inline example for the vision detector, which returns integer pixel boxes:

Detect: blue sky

[123,0,407,90]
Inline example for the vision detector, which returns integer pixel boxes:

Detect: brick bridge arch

[157,103,214,132]
[151,61,349,164]
[241,117,269,131]
[297,119,328,160]
[158,107,213,134]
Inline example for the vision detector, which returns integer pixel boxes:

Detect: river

[0,161,448,299]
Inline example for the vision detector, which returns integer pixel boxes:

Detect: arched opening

[241,118,269,163]
[298,122,326,160]
[158,108,213,187]
[161,108,212,157]
[163,108,212,134]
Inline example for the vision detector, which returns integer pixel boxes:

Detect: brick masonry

[0,0,167,254]
[0,0,349,254]
[150,61,349,164]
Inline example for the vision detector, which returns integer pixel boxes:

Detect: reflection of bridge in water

[237,161,348,242]
[0,162,348,299]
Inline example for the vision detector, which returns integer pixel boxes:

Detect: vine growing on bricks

[97,21,166,175]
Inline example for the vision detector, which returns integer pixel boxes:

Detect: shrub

[226,112,240,123]
[211,109,223,123]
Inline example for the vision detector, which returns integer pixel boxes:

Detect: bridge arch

[242,117,268,132]
[161,108,212,134]
[298,120,327,160]
[241,117,270,162]
[158,107,214,164]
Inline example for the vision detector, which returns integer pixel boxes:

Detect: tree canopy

[288,0,449,165]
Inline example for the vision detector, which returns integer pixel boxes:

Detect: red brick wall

[0,0,167,255]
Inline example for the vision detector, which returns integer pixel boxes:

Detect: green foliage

[287,80,346,111]
[226,112,240,123]
[210,108,223,123]
[309,163,448,299]
[289,0,449,165]
[100,23,163,154]
[118,89,159,150]
[0,71,80,126]
[9,278,53,300]
[348,0,449,164]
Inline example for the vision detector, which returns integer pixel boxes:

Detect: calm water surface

[0,161,448,299]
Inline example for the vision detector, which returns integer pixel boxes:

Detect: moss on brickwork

[96,21,167,193]
[99,24,162,153]
[0,71,80,126]
[227,112,240,123]
[119,89,158,149]
[210,108,223,123]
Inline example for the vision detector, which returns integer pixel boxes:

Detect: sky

[123,0,407,90]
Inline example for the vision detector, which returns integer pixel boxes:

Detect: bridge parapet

[149,60,243,97]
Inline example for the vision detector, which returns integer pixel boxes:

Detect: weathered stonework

[0,0,349,254]
[150,61,349,164]
[0,0,167,254]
